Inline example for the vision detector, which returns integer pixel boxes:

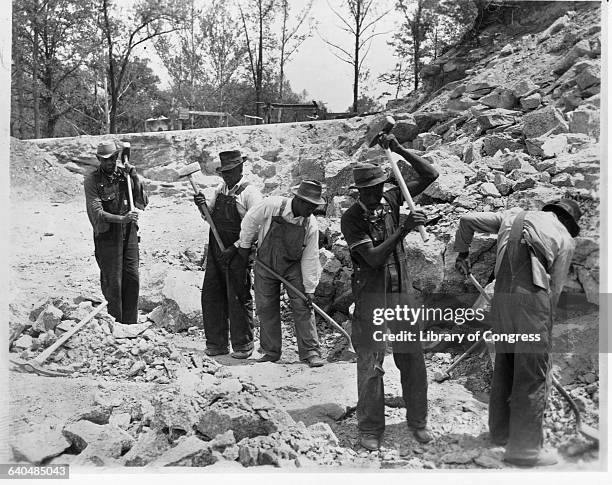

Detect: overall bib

[351,197,428,437]
[201,186,254,352]
[488,211,553,460]
[254,199,321,361]
[93,171,139,324]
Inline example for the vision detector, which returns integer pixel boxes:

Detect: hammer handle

[187,175,226,251]
[123,154,135,211]
[384,148,429,242]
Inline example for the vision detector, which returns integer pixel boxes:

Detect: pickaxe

[364,115,429,242]
[10,301,108,377]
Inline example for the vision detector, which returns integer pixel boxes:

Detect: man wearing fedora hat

[454,198,581,467]
[237,179,326,367]
[340,133,439,451]
[193,150,263,359]
[84,140,148,324]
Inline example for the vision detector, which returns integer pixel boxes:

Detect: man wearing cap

[84,141,148,324]
[237,180,325,367]
[454,199,581,467]
[193,150,263,359]
[340,133,439,451]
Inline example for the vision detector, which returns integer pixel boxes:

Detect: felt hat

[291,180,325,206]
[216,150,247,172]
[542,198,582,237]
[96,141,119,159]
[351,163,388,188]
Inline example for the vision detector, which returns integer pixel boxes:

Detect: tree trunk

[255,1,264,123]
[279,0,288,102]
[352,1,360,113]
[32,9,40,138]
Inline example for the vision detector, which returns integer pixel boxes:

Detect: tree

[320,0,390,113]
[98,0,185,133]
[239,0,277,121]
[346,94,382,113]
[203,0,248,111]
[277,0,314,102]
[11,0,98,138]
[378,60,410,99]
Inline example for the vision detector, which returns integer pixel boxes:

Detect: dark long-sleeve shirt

[84,167,148,235]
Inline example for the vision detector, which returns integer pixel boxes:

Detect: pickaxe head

[177,162,203,180]
[365,115,396,147]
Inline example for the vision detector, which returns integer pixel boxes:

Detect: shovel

[255,258,355,355]
[465,272,599,444]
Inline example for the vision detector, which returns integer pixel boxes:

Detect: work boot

[257,354,280,363]
[305,355,325,368]
[205,348,229,357]
[411,427,433,444]
[504,449,559,467]
[231,349,253,359]
[360,434,380,451]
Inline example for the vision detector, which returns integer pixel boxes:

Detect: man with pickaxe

[340,122,439,451]
[454,199,581,467]
[237,180,326,367]
[193,150,263,359]
[84,140,148,325]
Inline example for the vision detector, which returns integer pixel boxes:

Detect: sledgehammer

[178,162,226,251]
[365,115,429,242]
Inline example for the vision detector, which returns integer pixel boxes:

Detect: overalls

[201,185,254,353]
[93,169,139,324]
[254,199,321,361]
[488,211,553,460]
[351,197,428,438]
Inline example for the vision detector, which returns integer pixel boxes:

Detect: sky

[142,0,401,113]
[282,0,400,112]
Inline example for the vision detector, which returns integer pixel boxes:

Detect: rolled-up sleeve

[239,199,268,249]
[454,211,504,253]
[131,174,148,210]
[550,238,575,308]
[301,216,322,293]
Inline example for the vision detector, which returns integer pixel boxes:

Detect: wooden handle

[34,301,108,365]
[187,174,226,251]
[384,149,429,242]
[123,156,135,211]
[468,273,491,304]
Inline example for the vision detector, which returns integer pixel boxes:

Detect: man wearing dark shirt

[340,134,438,451]
[84,141,148,324]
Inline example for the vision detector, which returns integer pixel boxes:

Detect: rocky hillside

[22,2,600,313]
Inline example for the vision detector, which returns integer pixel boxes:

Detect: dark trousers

[356,349,428,437]
[202,249,254,352]
[254,263,320,360]
[94,223,139,324]
[489,351,552,458]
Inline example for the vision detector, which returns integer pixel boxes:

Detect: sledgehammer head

[434,370,451,383]
[365,115,396,147]
[177,162,203,179]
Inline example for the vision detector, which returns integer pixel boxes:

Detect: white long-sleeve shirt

[201,177,263,247]
[239,196,321,293]
[454,207,576,307]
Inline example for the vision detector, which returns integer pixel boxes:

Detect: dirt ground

[8,191,601,470]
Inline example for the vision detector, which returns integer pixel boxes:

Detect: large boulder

[62,421,134,459]
[522,106,569,138]
[11,426,71,464]
[418,150,476,202]
[479,88,517,110]
[476,109,520,131]
[566,106,600,139]
[150,270,204,332]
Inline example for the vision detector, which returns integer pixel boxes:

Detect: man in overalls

[454,199,581,467]
[340,133,439,451]
[193,150,263,359]
[237,180,325,367]
[84,140,148,324]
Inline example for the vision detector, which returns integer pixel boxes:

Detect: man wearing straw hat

[237,180,326,368]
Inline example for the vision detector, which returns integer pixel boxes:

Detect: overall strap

[234,181,249,196]
[507,210,527,278]
[278,198,288,216]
